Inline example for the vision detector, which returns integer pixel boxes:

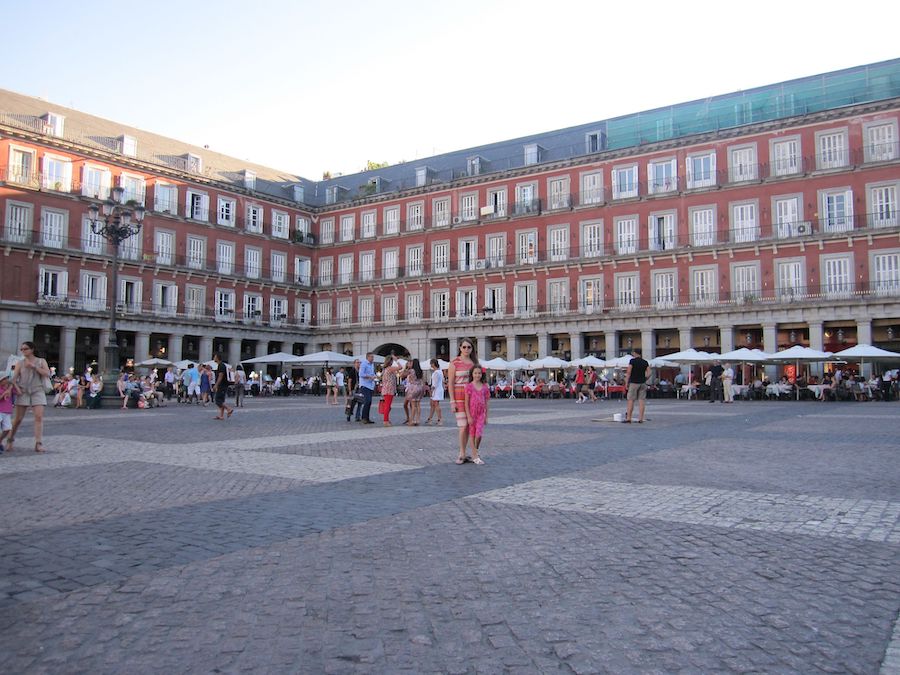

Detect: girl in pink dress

[464,365,489,465]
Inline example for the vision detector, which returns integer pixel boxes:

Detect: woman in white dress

[425,358,444,425]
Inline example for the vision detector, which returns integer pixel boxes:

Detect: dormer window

[243,170,256,190]
[292,184,304,203]
[186,153,202,174]
[120,135,137,157]
[415,167,431,187]
[585,131,605,154]
[524,144,542,165]
[44,113,64,137]
[466,156,484,176]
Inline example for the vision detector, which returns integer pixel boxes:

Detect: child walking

[0,370,16,453]
[464,365,489,465]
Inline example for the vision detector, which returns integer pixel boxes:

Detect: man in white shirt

[722,363,735,403]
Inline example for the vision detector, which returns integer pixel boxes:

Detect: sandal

[472,457,485,465]
[34,442,46,453]
[455,457,465,465]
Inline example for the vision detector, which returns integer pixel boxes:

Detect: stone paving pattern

[0,397,898,673]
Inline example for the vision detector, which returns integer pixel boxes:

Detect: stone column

[169,334,183,363]
[763,323,778,379]
[448,336,459,360]
[569,332,583,361]
[678,326,692,351]
[59,326,77,374]
[640,329,655,360]
[856,319,873,377]
[477,336,491,362]
[135,332,151,363]
[719,325,734,355]
[537,333,551,359]
[604,330,618,360]
[200,336,214,362]
[807,321,824,351]
[505,335,518,360]
[255,340,268,359]
[228,338,241,369]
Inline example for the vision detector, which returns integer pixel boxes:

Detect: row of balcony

[33,281,900,330]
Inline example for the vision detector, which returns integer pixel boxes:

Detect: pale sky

[4,0,899,180]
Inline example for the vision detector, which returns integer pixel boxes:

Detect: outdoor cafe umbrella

[135,357,173,368]
[293,350,356,366]
[241,351,304,365]
[569,355,606,368]
[769,345,834,400]
[528,356,570,369]
[480,357,509,370]
[832,344,900,378]
[660,348,720,364]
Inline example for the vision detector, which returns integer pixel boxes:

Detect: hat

[0,369,11,381]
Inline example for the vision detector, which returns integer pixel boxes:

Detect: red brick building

[2,59,899,373]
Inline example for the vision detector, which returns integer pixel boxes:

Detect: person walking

[211,353,234,420]
[0,370,15,452]
[404,359,425,426]
[379,356,400,426]
[575,365,587,403]
[324,368,335,405]
[234,365,246,407]
[623,348,650,424]
[6,341,51,453]
[463,364,489,464]
[448,338,477,463]
[722,362,735,403]
[345,360,361,422]
[425,358,444,425]
[163,366,176,401]
[709,360,725,403]
[199,365,212,406]
[358,352,376,424]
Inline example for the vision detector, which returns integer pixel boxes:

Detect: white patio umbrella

[293,350,356,366]
[528,356,570,369]
[718,347,773,363]
[570,355,606,368]
[770,345,834,399]
[241,351,304,365]
[135,357,173,367]
[832,344,900,378]
[480,357,509,370]
[661,348,720,363]
[603,355,634,369]
[351,353,385,364]
[505,358,533,370]
[172,359,196,370]
[649,358,679,368]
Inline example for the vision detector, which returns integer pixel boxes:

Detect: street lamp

[86,186,145,402]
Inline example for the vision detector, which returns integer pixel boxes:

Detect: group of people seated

[118,372,167,409]
[51,371,103,409]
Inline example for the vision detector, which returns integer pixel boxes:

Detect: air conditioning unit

[452,216,463,225]
[796,223,812,236]
[474,259,486,270]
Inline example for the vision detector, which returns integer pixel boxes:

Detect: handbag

[352,387,365,403]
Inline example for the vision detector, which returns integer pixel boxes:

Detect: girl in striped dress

[447,338,477,464]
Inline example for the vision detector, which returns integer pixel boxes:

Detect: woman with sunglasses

[7,341,51,453]
[447,338,478,464]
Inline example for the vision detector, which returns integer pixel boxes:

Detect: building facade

[2,60,900,373]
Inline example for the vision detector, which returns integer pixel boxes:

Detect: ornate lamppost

[86,186,145,400]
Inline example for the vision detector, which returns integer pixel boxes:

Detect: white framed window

[153,182,177,214]
[38,266,67,301]
[432,197,451,227]
[517,230,537,264]
[320,218,334,244]
[294,256,311,285]
[119,173,145,205]
[118,230,141,261]
[318,257,333,286]
[217,241,235,275]
[548,226,569,261]
[486,189,507,218]
[864,120,897,163]
[524,144,540,165]
[868,183,898,228]
[8,146,36,185]
[80,271,106,312]
[359,297,374,325]
[872,252,900,296]
[296,216,311,239]
[820,188,854,233]
[586,131,604,153]
[120,135,137,157]
[484,285,506,316]
[580,171,604,205]
[216,197,235,226]
[648,212,676,251]
[816,129,848,170]
[384,206,400,235]
[431,290,450,321]
[687,152,716,189]
[648,158,676,194]
[383,248,399,279]
[548,177,570,210]
[243,293,262,321]
[118,278,142,313]
[338,298,352,326]
[317,300,332,326]
[728,145,757,182]
[185,285,205,319]
[691,267,717,306]
[270,297,286,325]
[40,207,66,248]
[407,202,424,230]
[652,270,676,308]
[770,137,801,177]
[296,300,311,326]
[243,170,256,190]
[458,238,478,272]
[821,254,852,298]
[338,254,353,284]
[515,183,538,214]
[42,154,72,192]
[615,273,639,310]
[690,207,716,247]
[246,204,263,233]
[456,288,477,318]
[776,259,805,300]
[773,196,801,238]
[415,167,429,187]
[513,282,536,317]
[486,234,505,268]
[460,193,478,221]
[186,189,209,221]
[611,165,638,199]
[615,216,637,254]
[154,229,174,265]
[272,211,289,239]
[731,201,759,243]
[467,156,484,176]
[153,281,178,316]
[361,211,376,238]
[359,251,375,282]
[340,214,355,241]
[732,263,761,302]
[548,279,568,315]
[581,221,603,257]
[578,276,603,313]
[382,295,398,325]
[406,245,423,277]
[187,236,205,270]
[432,241,449,273]
[83,165,112,200]
[406,292,422,324]
[271,251,286,283]
[5,201,32,244]
[81,216,104,254]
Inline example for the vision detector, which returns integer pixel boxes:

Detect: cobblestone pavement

[0,396,898,673]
